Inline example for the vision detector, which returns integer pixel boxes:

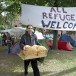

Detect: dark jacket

[20,31,40,50]
[2,34,7,40]
[6,35,12,44]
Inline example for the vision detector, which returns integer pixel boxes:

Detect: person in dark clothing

[6,32,12,53]
[2,33,7,46]
[19,25,40,76]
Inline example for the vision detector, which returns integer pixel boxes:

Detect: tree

[51,0,58,49]
[1,0,76,49]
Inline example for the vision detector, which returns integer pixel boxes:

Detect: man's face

[27,25,33,33]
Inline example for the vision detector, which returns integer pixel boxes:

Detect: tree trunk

[52,30,58,49]
[52,0,58,50]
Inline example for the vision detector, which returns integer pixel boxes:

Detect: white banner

[21,4,76,31]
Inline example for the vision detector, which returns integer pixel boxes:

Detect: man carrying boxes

[19,25,41,76]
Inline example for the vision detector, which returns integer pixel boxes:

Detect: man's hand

[23,46,26,50]
[23,45,30,50]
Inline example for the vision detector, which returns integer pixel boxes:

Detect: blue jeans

[0,39,2,46]
[7,43,11,53]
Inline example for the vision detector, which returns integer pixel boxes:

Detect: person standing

[19,25,40,76]
[2,33,7,46]
[6,32,12,53]
[0,33,2,46]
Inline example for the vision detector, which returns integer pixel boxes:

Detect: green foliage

[1,0,76,17]
[67,31,76,35]
[38,39,49,49]
[0,25,5,30]
[59,0,76,7]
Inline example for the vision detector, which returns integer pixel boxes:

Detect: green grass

[1,45,76,76]
[38,39,49,49]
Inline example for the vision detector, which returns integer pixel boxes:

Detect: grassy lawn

[0,45,76,76]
